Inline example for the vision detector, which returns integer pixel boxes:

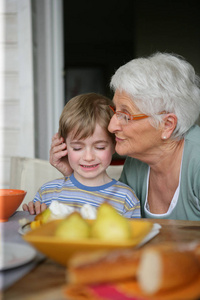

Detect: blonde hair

[59,93,115,143]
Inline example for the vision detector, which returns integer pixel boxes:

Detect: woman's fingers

[50,133,67,165]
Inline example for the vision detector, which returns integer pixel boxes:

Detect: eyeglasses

[109,105,149,125]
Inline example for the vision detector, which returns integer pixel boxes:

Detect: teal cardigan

[120,125,200,220]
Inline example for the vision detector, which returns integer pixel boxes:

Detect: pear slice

[55,212,91,240]
[90,202,132,241]
[35,207,52,224]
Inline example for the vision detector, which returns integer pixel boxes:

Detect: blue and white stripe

[33,173,141,218]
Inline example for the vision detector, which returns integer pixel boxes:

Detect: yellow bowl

[0,189,27,222]
[23,219,153,266]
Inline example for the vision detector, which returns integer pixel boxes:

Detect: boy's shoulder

[112,180,137,194]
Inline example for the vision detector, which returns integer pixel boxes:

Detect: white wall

[0,0,34,188]
[33,0,64,160]
[0,0,64,189]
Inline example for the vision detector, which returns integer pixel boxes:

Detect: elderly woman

[50,52,200,220]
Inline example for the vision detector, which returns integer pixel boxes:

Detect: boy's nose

[83,150,95,161]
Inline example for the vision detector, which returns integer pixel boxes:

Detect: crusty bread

[194,243,200,264]
[67,248,141,285]
[66,242,200,295]
[137,243,200,294]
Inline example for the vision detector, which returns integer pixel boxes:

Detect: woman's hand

[22,201,47,215]
[49,133,73,176]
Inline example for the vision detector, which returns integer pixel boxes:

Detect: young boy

[23,93,140,218]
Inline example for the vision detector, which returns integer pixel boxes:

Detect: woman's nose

[108,115,120,133]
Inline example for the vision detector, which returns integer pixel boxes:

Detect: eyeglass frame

[109,105,167,124]
[109,105,149,123]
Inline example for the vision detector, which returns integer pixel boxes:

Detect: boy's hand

[22,201,47,215]
[49,133,73,176]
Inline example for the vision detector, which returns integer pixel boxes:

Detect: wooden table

[2,218,200,300]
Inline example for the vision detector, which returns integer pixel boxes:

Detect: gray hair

[110,52,200,139]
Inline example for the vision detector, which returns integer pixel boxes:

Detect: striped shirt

[33,173,141,218]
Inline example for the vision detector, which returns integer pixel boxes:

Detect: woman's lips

[115,136,124,142]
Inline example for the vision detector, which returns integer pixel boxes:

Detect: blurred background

[1,0,200,188]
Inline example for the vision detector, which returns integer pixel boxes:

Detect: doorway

[63,0,135,102]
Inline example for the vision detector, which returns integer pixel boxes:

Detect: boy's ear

[161,113,177,140]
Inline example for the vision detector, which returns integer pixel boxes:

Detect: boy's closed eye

[96,146,106,150]
[94,141,110,150]
[72,145,106,151]
[70,140,109,150]
[69,142,83,151]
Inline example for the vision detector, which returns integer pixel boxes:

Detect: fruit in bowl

[29,201,98,230]
[55,212,91,240]
[91,202,132,241]
[23,204,154,266]
[54,202,133,242]
[0,189,27,222]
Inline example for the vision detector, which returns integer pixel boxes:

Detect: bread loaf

[194,243,200,264]
[66,242,200,294]
[67,248,141,285]
[137,243,200,294]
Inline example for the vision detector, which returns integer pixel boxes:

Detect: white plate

[137,223,161,247]
[18,223,31,235]
[0,242,36,270]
